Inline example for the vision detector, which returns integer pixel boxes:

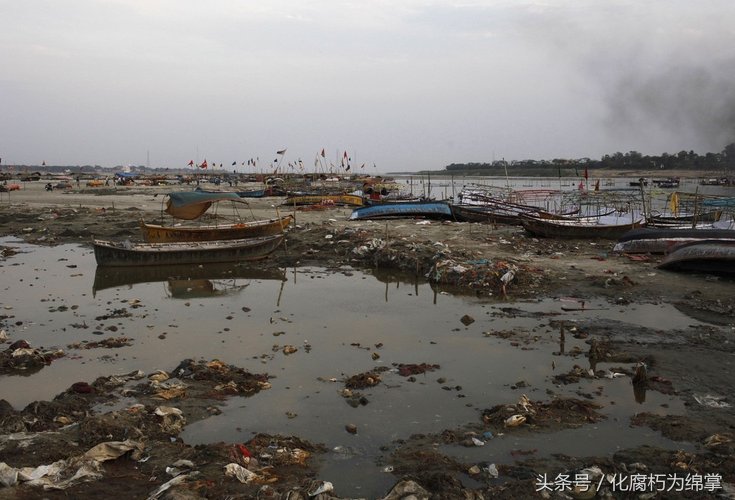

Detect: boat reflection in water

[92,263,287,299]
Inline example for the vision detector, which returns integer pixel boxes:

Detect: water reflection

[93,263,287,298]
[371,268,424,302]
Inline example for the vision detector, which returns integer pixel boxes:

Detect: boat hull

[283,194,364,207]
[94,234,285,267]
[140,215,293,243]
[521,215,643,239]
[614,228,735,254]
[350,201,453,220]
[450,204,525,225]
[658,241,735,274]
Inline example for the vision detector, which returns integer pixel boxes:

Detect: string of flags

[185,148,371,173]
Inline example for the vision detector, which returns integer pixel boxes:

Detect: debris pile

[0,340,64,374]
[482,394,606,431]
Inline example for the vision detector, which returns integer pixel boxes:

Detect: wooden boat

[364,195,426,206]
[93,234,285,267]
[520,214,644,239]
[141,215,293,243]
[450,203,529,225]
[647,210,722,226]
[141,190,291,243]
[235,188,266,198]
[349,201,453,220]
[614,227,735,254]
[658,240,735,274]
[652,177,680,188]
[93,263,286,296]
[283,194,364,207]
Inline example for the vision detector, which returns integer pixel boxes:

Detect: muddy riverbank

[1,183,734,498]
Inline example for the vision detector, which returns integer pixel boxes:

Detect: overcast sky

[2,0,734,172]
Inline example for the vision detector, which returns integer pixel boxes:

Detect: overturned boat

[349,201,453,220]
[614,227,735,254]
[657,240,735,275]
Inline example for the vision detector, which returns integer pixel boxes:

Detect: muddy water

[0,237,703,497]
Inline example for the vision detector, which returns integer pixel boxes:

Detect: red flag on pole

[188,160,194,166]
[199,160,208,169]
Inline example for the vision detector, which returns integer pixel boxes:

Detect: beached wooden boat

[235,188,266,198]
[283,194,364,207]
[647,210,723,226]
[614,227,735,254]
[520,214,644,239]
[93,234,285,267]
[141,190,291,243]
[450,203,529,225]
[658,240,735,274]
[452,201,608,225]
[349,201,453,220]
[141,215,293,243]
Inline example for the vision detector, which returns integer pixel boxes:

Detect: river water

[0,237,709,496]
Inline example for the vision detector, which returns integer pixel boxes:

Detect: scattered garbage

[460,314,475,326]
[0,340,64,374]
[504,414,526,427]
[0,439,143,490]
[694,393,731,409]
[306,480,333,496]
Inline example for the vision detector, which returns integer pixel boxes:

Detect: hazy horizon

[2,1,734,173]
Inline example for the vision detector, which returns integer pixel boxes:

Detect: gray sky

[2,0,734,172]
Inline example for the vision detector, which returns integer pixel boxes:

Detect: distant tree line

[444,143,735,174]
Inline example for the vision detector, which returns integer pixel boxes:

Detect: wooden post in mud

[692,186,700,229]
[275,205,288,253]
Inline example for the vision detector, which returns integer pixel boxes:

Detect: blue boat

[349,201,453,221]
[236,188,266,198]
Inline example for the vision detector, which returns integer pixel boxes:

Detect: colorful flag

[199,160,208,169]
[343,151,348,158]
[277,149,287,155]
[669,192,679,214]
[188,160,194,167]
